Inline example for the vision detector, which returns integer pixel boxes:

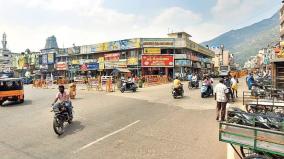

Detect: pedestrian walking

[246,73,254,90]
[214,78,228,121]
[225,76,234,102]
[231,75,238,98]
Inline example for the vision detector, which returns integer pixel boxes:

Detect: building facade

[12,32,215,79]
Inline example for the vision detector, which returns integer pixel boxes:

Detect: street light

[220,44,224,66]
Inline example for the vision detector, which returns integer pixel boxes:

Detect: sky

[0,0,282,52]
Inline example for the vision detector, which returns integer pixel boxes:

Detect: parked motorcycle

[201,84,213,98]
[172,84,184,99]
[52,102,73,136]
[227,107,284,131]
[120,80,138,93]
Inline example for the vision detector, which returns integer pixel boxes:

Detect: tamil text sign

[141,55,174,67]
[142,38,174,48]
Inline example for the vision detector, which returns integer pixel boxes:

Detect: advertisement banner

[99,63,105,70]
[141,55,174,67]
[142,38,174,48]
[47,53,55,64]
[56,62,68,71]
[144,48,161,54]
[42,54,48,65]
[87,63,99,70]
[105,60,127,69]
[90,39,141,53]
[127,57,138,65]
[104,53,120,61]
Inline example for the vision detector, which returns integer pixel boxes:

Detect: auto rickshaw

[0,78,24,106]
[69,83,76,99]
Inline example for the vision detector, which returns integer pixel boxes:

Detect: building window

[178,33,182,38]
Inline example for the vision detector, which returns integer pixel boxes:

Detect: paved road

[0,81,239,159]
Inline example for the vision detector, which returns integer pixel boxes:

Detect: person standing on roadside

[214,78,228,121]
[231,75,238,98]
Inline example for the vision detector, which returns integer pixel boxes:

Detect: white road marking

[75,120,141,153]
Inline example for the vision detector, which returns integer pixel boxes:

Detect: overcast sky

[0,0,281,52]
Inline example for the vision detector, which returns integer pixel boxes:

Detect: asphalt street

[0,80,245,159]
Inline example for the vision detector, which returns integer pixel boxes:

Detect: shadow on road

[59,121,85,138]
[1,100,32,107]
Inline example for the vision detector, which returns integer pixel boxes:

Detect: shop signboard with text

[87,63,99,70]
[127,57,138,65]
[142,38,174,48]
[105,59,127,69]
[104,53,120,61]
[144,48,161,54]
[141,55,174,67]
[56,62,68,71]
[175,60,191,67]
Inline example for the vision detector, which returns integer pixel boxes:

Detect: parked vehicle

[172,84,184,99]
[52,102,73,136]
[120,80,137,93]
[219,65,230,77]
[0,78,24,106]
[201,84,213,98]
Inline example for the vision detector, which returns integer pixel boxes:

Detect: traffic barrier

[144,75,169,87]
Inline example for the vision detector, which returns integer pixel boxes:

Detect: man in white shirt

[214,78,228,121]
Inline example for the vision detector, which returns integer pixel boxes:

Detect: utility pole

[220,44,224,66]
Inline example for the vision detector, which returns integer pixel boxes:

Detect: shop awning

[193,62,201,68]
[111,68,131,75]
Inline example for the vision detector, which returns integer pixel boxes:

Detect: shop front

[56,62,68,78]
[141,54,174,78]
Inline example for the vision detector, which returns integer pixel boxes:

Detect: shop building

[12,32,214,80]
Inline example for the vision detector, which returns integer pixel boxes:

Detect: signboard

[81,64,88,71]
[141,55,174,67]
[144,48,161,54]
[42,54,48,65]
[87,63,99,70]
[56,62,68,71]
[142,38,174,48]
[105,60,127,69]
[98,57,105,63]
[175,60,191,66]
[71,60,80,65]
[104,53,120,61]
[89,39,141,53]
[47,53,55,64]
[174,54,187,59]
[99,63,105,70]
[127,57,138,65]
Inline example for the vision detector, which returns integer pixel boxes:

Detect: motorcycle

[191,80,199,89]
[201,84,213,98]
[52,102,73,136]
[172,84,184,99]
[120,80,138,93]
[227,107,284,131]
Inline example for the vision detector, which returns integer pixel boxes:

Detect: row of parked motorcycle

[227,107,284,131]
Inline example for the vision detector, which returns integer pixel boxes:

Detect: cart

[219,122,284,159]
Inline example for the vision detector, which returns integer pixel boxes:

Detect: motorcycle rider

[191,73,198,88]
[173,76,183,94]
[52,85,73,118]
